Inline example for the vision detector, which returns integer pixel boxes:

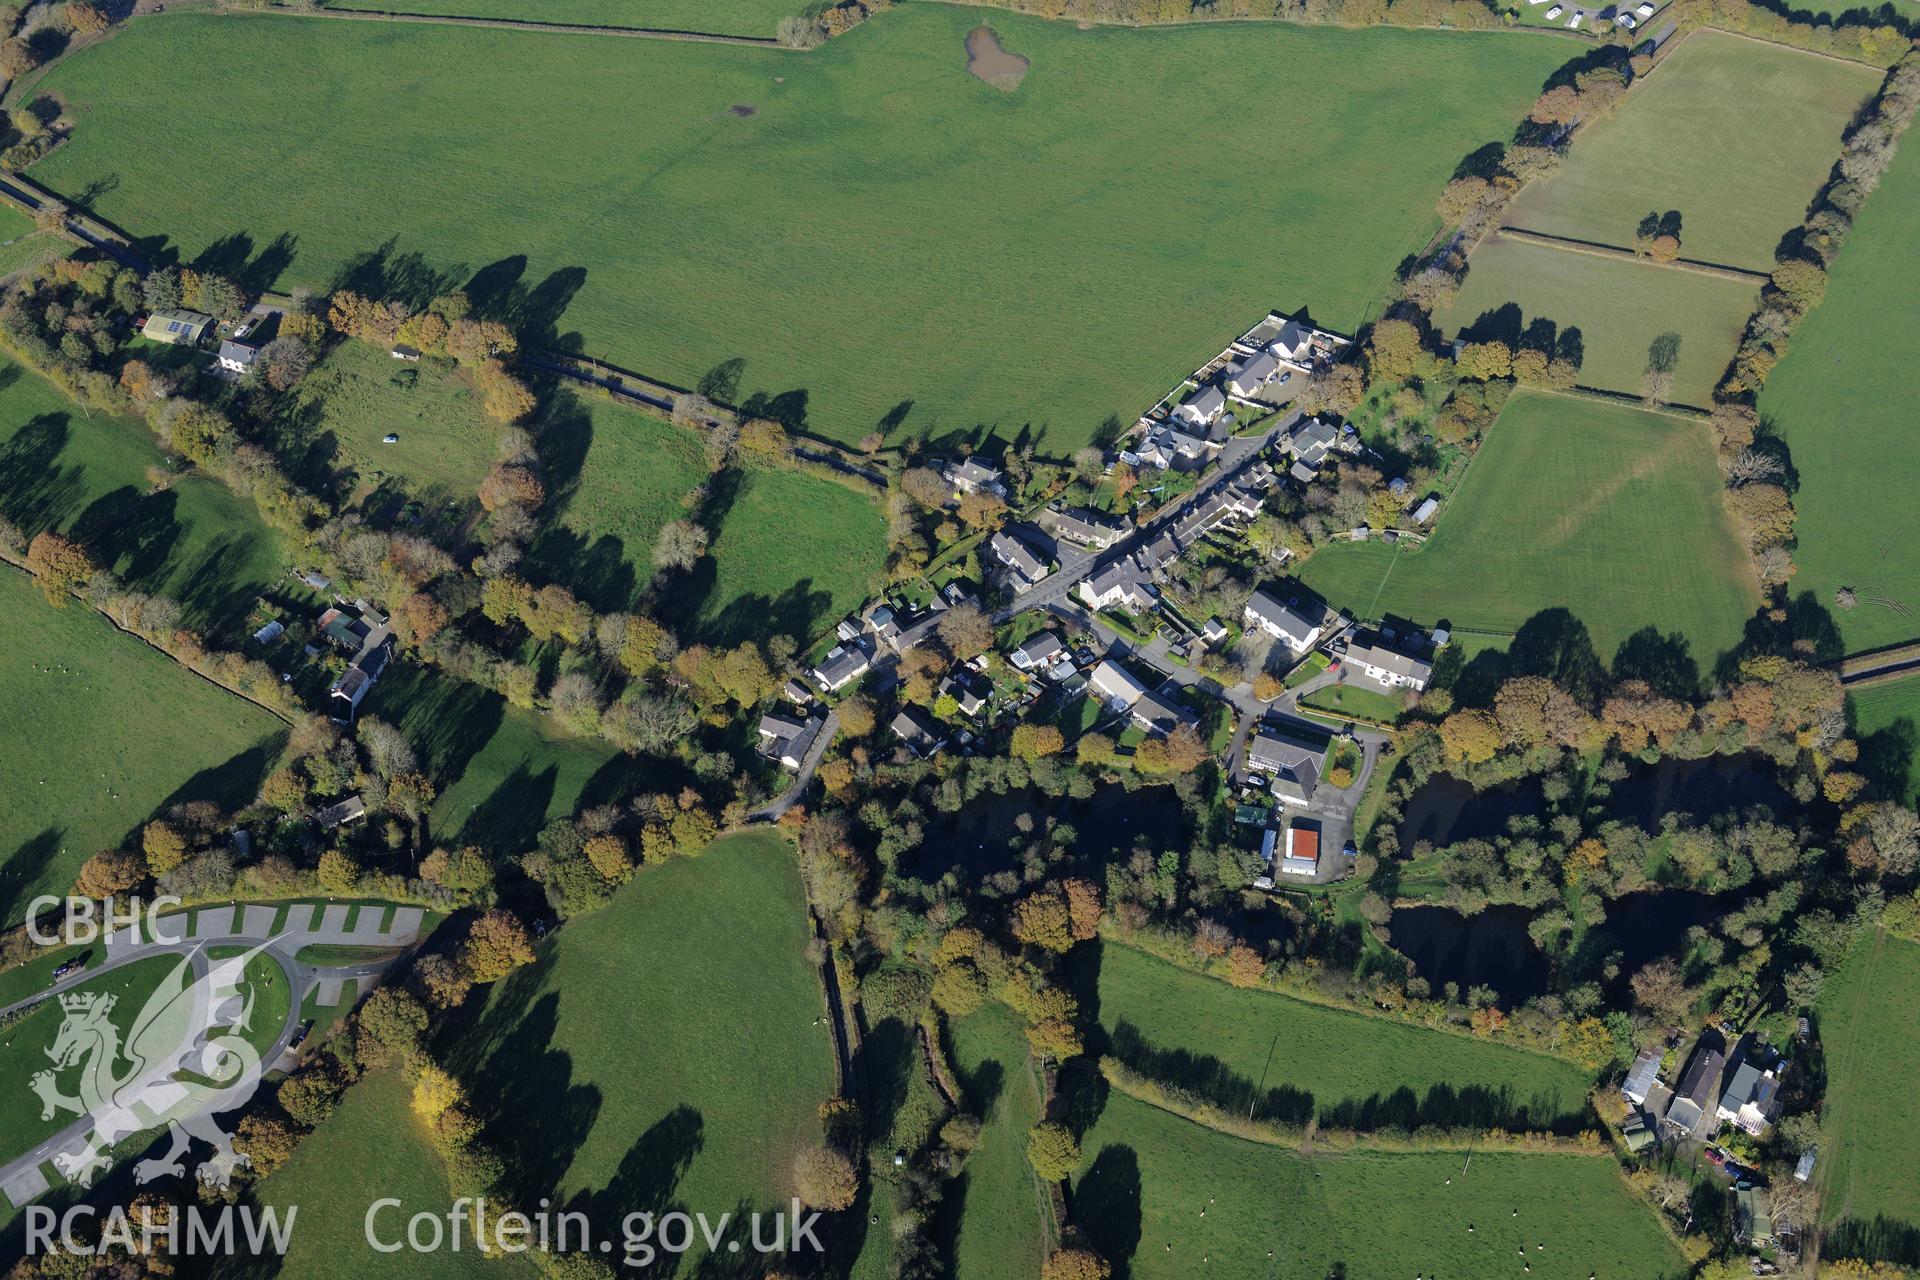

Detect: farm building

[1280,825,1320,877]
[141,309,215,345]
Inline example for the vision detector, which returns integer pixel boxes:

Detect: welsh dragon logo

[29,943,273,1190]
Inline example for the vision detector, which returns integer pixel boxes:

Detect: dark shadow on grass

[1612,626,1701,701]
[1071,1144,1142,1279]
[0,828,64,935]
[0,412,83,537]
[456,761,559,857]
[1106,1020,1314,1127]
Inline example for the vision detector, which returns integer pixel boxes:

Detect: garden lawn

[0,956,179,1166]
[0,357,288,633]
[330,0,800,35]
[31,9,1567,450]
[1850,674,1920,804]
[441,832,837,1266]
[1435,235,1755,408]
[1299,679,1404,725]
[285,342,492,498]
[1815,929,1920,1234]
[947,1005,1049,1279]
[0,570,285,928]
[1759,135,1920,654]
[1098,944,1591,1128]
[1299,390,1758,664]
[247,1071,538,1280]
[1072,1091,1685,1279]
[1502,29,1879,270]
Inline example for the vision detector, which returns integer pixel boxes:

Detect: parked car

[288,1020,314,1049]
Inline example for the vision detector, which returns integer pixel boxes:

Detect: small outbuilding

[141,309,215,346]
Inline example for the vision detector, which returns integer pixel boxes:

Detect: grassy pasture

[0,358,288,634]
[1850,674,1920,804]
[1502,30,1879,270]
[1759,136,1920,654]
[0,570,285,928]
[329,0,800,35]
[1437,235,1755,408]
[1097,943,1592,1128]
[284,342,492,499]
[246,1071,539,1280]
[946,1006,1050,1279]
[439,832,836,1266]
[31,9,1567,451]
[1299,390,1759,664]
[1072,1091,1686,1279]
[1816,929,1920,1236]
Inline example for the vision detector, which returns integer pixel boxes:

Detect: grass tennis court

[1759,138,1920,655]
[1299,390,1758,664]
[0,570,285,929]
[1072,1091,1685,1279]
[1437,235,1756,409]
[30,8,1566,450]
[328,0,800,35]
[1098,943,1591,1127]
[1502,29,1879,270]
[1817,930,1920,1239]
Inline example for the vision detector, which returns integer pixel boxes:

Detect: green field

[0,230,64,280]
[0,956,178,1165]
[329,0,801,35]
[0,357,288,632]
[1759,134,1920,654]
[1300,390,1759,664]
[0,571,286,927]
[947,1006,1050,1279]
[1073,1091,1685,1279]
[1438,235,1756,409]
[1851,674,1920,804]
[31,9,1567,450]
[1299,680,1406,725]
[1816,929,1920,1236]
[442,832,836,1263]
[1099,944,1592,1128]
[1502,30,1879,271]
[286,342,492,499]
[247,1071,539,1280]
[363,664,624,855]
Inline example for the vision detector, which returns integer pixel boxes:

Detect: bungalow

[1664,1034,1726,1136]
[1079,557,1159,614]
[865,603,903,649]
[1280,825,1320,877]
[1227,350,1280,398]
[757,713,824,770]
[811,641,872,693]
[938,672,988,718]
[1716,1044,1784,1135]
[141,309,215,346]
[1174,385,1228,429]
[1412,497,1440,524]
[315,794,367,830]
[1622,1050,1664,1107]
[317,606,370,652]
[1009,631,1065,672]
[988,530,1050,588]
[217,339,260,375]
[944,458,1006,497]
[1130,687,1194,737]
[1345,639,1433,692]
[782,677,815,707]
[1088,660,1149,711]
[1243,590,1322,654]
[1288,459,1319,487]
[891,706,946,758]
[1053,507,1126,550]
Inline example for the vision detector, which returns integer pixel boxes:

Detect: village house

[315,794,367,830]
[1079,556,1159,614]
[1173,385,1227,429]
[1053,507,1126,550]
[1243,590,1322,655]
[1622,1050,1664,1107]
[1665,1033,1727,1137]
[1226,349,1280,398]
[1009,630,1065,672]
[944,457,1006,498]
[811,640,872,693]
[988,529,1051,589]
[1716,1040,1785,1135]
[782,677,815,707]
[1130,687,1194,737]
[938,671,988,718]
[319,605,394,724]
[141,308,214,346]
[1088,659,1149,712]
[1246,721,1328,807]
[891,706,946,758]
[757,712,824,770]
[1344,637,1433,692]
[217,339,260,375]
[390,344,422,362]
[1200,618,1230,648]
[1286,417,1337,466]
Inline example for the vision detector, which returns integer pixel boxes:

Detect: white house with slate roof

[1227,350,1281,397]
[1345,638,1433,692]
[1174,385,1227,428]
[1243,590,1321,655]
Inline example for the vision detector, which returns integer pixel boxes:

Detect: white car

[1544,4,1563,15]
[1619,12,1637,27]
[1636,2,1655,14]
[1568,10,1583,25]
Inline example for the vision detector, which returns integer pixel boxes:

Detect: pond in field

[917,783,1186,880]
[965,23,1029,91]
[1396,775,1542,849]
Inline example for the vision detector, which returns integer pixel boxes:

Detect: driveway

[0,902,422,1209]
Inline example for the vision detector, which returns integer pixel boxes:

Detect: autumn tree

[652,518,709,571]
[354,987,429,1067]
[1011,891,1074,952]
[1062,879,1102,941]
[74,847,144,898]
[937,603,993,658]
[1437,709,1500,766]
[1042,1247,1112,1280]
[791,1145,857,1210]
[65,2,108,34]
[26,531,95,606]
[1224,943,1264,988]
[1026,1122,1081,1181]
[459,909,536,984]
[837,695,877,737]
[1010,723,1065,761]
[141,821,189,876]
